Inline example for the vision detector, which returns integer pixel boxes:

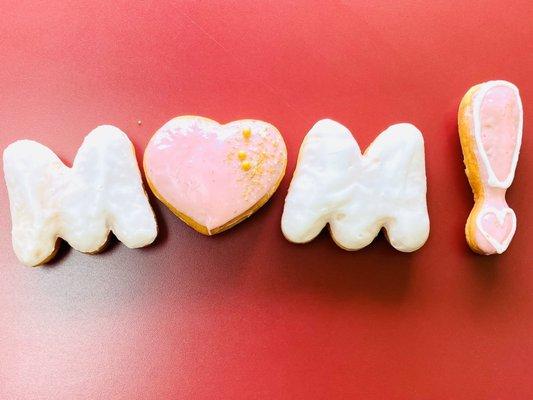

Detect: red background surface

[1,1,532,398]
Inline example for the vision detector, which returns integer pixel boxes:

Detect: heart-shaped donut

[143,116,287,235]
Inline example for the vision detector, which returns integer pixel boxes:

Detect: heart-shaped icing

[476,207,516,254]
[143,116,287,234]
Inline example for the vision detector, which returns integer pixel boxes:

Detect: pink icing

[471,83,521,254]
[144,117,286,232]
[479,210,514,245]
[479,85,519,181]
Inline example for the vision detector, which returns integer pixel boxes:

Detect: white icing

[475,206,516,254]
[281,119,429,252]
[472,80,523,188]
[3,125,158,266]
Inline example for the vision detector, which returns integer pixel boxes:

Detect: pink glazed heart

[478,208,516,253]
[143,116,287,235]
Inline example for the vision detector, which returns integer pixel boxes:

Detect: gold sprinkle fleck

[241,160,251,171]
[237,150,247,161]
[242,127,252,139]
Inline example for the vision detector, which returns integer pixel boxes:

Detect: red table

[1,1,532,398]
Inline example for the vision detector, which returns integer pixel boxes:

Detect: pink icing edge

[144,116,287,231]
[478,85,520,182]
[469,82,522,187]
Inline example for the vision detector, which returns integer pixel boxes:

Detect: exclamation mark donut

[458,80,523,254]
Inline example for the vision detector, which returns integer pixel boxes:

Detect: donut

[281,119,430,252]
[458,80,523,254]
[3,125,158,267]
[143,116,287,235]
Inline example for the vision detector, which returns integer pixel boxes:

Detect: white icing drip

[281,119,429,252]
[3,125,157,266]
[475,206,516,254]
[472,80,523,189]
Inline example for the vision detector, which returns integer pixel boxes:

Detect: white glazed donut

[281,119,430,252]
[3,125,158,266]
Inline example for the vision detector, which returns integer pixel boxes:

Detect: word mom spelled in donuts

[1,79,526,266]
